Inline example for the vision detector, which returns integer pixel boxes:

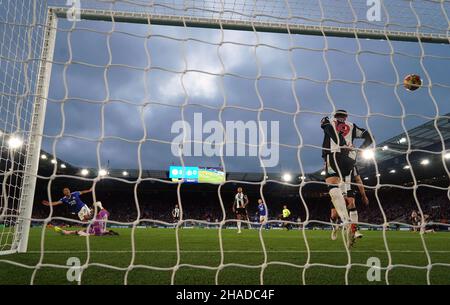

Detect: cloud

[39,2,450,174]
[158,72,219,100]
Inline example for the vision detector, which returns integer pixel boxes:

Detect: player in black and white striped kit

[232,187,249,234]
[172,204,180,223]
[321,110,373,246]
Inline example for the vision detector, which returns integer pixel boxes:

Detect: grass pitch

[1,227,449,285]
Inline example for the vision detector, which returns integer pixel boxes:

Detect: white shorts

[259,216,266,222]
[77,205,92,221]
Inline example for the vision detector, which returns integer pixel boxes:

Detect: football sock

[349,208,358,223]
[329,188,350,223]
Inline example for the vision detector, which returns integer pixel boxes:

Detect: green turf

[1,228,449,285]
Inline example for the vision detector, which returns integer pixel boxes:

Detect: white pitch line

[25,250,450,254]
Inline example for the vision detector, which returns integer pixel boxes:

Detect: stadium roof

[372,113,450,163]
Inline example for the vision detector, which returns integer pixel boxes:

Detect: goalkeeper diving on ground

[53,202,119,236]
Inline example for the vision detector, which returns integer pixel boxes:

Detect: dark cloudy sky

[41,0,450,174]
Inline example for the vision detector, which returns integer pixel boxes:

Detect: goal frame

[6,5,449,254]
[8,10,58,254]
[50,7,449,43]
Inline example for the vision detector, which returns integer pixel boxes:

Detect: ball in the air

[403,74,422,91]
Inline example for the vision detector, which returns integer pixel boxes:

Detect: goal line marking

[26,250,450,254]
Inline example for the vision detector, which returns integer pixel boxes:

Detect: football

[403,74,422,91]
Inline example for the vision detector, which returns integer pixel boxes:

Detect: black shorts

[345,165,359,198]
[342,171,357,198]
[324,152,355,179]
[236,208,247,216]
[328,163,357,210]
[173,216,180,222]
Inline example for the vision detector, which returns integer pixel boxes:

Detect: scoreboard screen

[169,166,225,184]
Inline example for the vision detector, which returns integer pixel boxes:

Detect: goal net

[0,0,449,285]
[0,0,48,254]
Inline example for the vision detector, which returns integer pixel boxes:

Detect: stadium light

[300,175,306,180]
[50,159,57,164]
[41,154,47,160]
[363,177,369,180]
[399,137,407,144]
[403,165,411,170]
[320,170,326,176]
[382,145,389,151]
[60,164,66,169]
[282,173,292,182]
[376,173,381,177]
[389,169,396,174]
[122,171,129,176]
[81,169,89,176]
[445,153,450,160]
[420,159,430,165]
[7,136,23,149]
[362,149,375,160]
[99,169,108,177]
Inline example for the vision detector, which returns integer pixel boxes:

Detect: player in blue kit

[257,199,270,230]
[42,187,93,221]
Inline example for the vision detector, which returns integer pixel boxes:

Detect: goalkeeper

[54,202,118,236]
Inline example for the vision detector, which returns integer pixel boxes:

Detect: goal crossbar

[50,7,450,44]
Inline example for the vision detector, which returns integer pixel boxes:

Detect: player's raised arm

[354,174,369,206]
[320,116,346,146]
[41,200,63,206]
[79,188,93,195]
[353,124,373,150]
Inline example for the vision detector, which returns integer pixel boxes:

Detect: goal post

[0,2,56,255]
[15,10,58,253]
[0,0,48,255]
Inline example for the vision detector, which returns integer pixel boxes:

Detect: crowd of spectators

[31,181,449,229]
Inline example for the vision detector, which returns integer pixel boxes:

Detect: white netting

[1,0,450,285]
[0,0,47,253]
